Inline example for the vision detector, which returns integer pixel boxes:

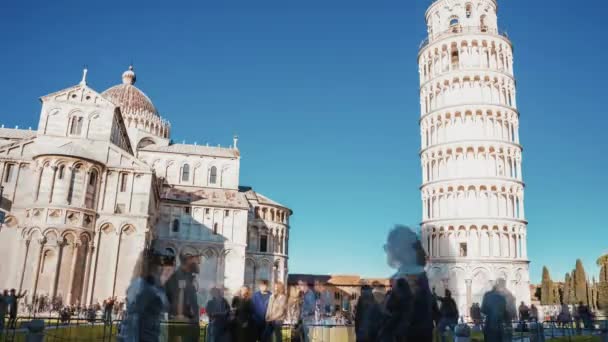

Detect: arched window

[451,50,459,68]
[465,3,472,18]
[85,169,99,208]
[120,173,128,192]
[209,166,217,184]
[450,17,459,27]
[181,164,190,182]
[137,138,156,150]
[3,164,14,183]
[260,234,268,253]
[69,116,84,135]
[89,170,98,186]
[213,223,218,235]
[480,15,487,31]
[172,219,180,233]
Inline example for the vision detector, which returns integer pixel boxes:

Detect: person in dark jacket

[206,288,231,342]
[251,280,271,341]
[355,285,381,342]
[7,289,26,329]
[0,290,8,334]
[481,279,516,342]
[380,225,434,342]
[165,251,201,342]
[436,289,459,342]
[231,286,255,342]
[117,247,172,342]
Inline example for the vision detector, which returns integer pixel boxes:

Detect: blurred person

[117,247,172,342]
[557,303,572,327]
[518,301,530,321]
[380,225,434,342]
[286,290,302,325]
[371,281,386,306]
[252,279,271,341]
[354,285,381,342]
[104,296,116,324]
[0,290,8,334]
[298,280,316,342]
[436,289,459,342]
[470,303,482,329]
[299,281,316,321]
[314,280,333,317]
[379,277,412,341]
[165,251,201,321]
[265,282,287,342]
[530,304,539,322]
[231,286,255,342]
[165,251,201,342]
[481,278,517,342]
[206,287,231,342]
[577,301,593,330]
[7,289,26,329]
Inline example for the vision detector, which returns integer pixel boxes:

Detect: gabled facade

[0,67,292,306]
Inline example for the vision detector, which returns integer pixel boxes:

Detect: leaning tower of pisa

[418,0,530,313]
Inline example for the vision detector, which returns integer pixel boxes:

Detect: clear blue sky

[1,0,606,284]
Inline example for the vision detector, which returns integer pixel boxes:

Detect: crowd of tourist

[3,227,603,342]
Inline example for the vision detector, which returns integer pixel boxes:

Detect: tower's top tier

[424,0,498,44]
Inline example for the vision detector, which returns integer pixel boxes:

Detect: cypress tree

[541,266,554,305]
[563,273,572,305]
[573,259,588,305]
[598,261,608,311]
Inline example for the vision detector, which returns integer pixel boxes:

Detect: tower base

[427,259,530,318]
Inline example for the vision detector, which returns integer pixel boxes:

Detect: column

[422,196,427,220]
[0,162,5,186]
[111,231,123,296]
[81,171,90,208]
[65,166,74,204]
[66,242,81,305]
[80,244,95,305]
[18,239,31,292]
[48,166,57,203]
[10,164,22,204]
[465,279,473,315]
[51,241,66,299]
[31,238,47,300]
[87,237,101,305]
[100,170,109,211]
[428,231,433,257]
[128,172,136,212]
[31,165,42,202]
[216,254,224,288]
[516,157,522,180]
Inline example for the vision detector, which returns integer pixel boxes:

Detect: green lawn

[5,323,604,342]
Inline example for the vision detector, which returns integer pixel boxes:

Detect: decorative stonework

[0,66,292,304]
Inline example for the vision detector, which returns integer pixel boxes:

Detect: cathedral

[0,66,291,306]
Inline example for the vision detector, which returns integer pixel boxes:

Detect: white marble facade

[0,67,291,305]
[418,0,531,315]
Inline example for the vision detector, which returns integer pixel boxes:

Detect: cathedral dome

[101,66,159,117]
